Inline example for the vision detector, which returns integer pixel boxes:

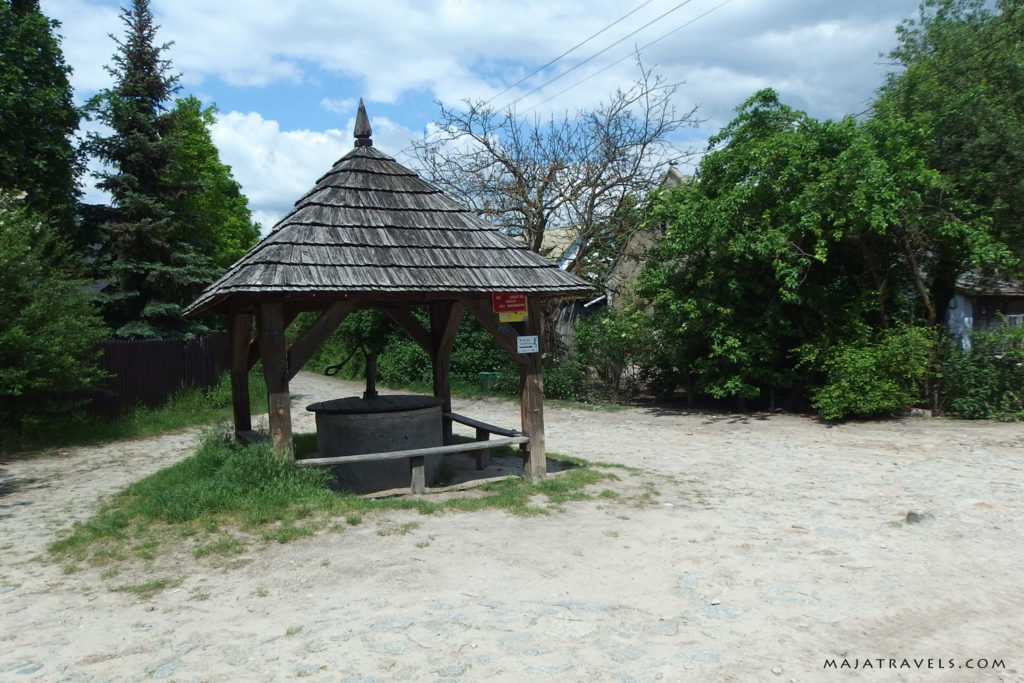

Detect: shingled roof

[184,101,592,317]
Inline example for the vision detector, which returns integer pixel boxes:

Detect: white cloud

[39,0,924,226]
[43,0,920,124]
[211,111,418,232]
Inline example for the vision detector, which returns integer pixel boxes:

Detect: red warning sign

[491,292,527,314]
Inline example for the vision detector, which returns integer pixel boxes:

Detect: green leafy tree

[0,192,107,439]
[877,0,1024,269]
[638,90,1007,413]
[410,64,697,279]
[166,96,259,268]
[0,0,81,239]
[86,0,218,338]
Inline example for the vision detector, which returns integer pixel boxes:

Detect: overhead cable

[504,0,699,110]
[483,0,658,108]
[524,0,733,114]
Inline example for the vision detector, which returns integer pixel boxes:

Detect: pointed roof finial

[354,98,372,147]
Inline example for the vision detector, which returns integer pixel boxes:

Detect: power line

[483,0,659,109]
[520,0,736,115]
[503,0,700,111]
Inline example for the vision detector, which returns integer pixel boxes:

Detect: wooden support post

[410,456,426,494]
[259,302,293,457]
[468,295,548,480]
[229,313,253,434]
[520,297,546,481]
[248,310,300,371]
[430,301,464,443]
[475,427,490,470]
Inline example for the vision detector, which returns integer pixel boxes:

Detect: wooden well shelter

[183,101,592,483]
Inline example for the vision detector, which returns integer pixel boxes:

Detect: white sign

[516,335,540,354]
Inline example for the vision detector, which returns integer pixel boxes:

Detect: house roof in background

[956,272,1024,298]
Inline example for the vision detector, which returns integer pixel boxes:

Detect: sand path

[1,371,1022,681]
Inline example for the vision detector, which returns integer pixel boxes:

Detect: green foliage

[636,87,1010,413]
[878,0,1024,266]
[303,310,516,390]
[85,0,219,339]
[803,325,934,420]
[938,322,1024,420]
[573,307,658,401]
[0,0,81,238]
[539,350,585,401]
[375,336,433,387]
[0,193,107,437]
[165,96,260,268]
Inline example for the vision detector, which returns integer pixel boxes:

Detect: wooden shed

[184,101,592,483]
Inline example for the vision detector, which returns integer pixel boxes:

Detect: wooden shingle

[184,111,592,317]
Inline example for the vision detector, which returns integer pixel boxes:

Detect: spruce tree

[86,0,216,338]
[0,0,81,239]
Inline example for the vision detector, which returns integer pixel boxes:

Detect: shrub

[939,321,1024,420]
[573,307,656,401]
[0,193,108,436]
[807,325,934,420]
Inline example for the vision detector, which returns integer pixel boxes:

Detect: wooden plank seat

[296,435,530,494]
[444,412,522,470]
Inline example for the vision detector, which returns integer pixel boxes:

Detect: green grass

[2,369,268,454]
[48,429,613,579]
[113,576,182,599]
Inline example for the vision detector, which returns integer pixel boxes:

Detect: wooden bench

[444,412,522,470]
[296,433,530,494]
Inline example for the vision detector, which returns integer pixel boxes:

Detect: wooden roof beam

[287,301,357,381]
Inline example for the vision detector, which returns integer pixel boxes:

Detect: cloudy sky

[39,0,924,231]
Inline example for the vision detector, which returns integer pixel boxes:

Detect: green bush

[573,307,657,401]
[376,336,432,387]
[807,325,934,420]
[0,193,108,436]
[939,322,1024,420]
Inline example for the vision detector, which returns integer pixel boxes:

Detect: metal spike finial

[354,98,372,147]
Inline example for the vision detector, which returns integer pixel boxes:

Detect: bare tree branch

[410,60,700,284]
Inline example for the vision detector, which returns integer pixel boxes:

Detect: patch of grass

[193,534,246,558]
[113,576,181,599]
[630,481,661,507]
[261,519,323,544]
[3,369,268,454]
[377,521,421,536]
[48,430,614,574]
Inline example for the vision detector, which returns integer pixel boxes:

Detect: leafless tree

[410,62,700,283]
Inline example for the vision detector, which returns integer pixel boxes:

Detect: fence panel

[79,333,228,415]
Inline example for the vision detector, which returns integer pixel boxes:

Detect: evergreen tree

[0,0,81,238]
[86,0,217,338]
[0,191,107,438]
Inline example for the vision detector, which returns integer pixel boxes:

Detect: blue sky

[39,0,924,231]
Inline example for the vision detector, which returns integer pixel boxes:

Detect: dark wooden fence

[78,333,229,415]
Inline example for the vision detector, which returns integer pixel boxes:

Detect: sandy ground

[1,370,1022,682]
